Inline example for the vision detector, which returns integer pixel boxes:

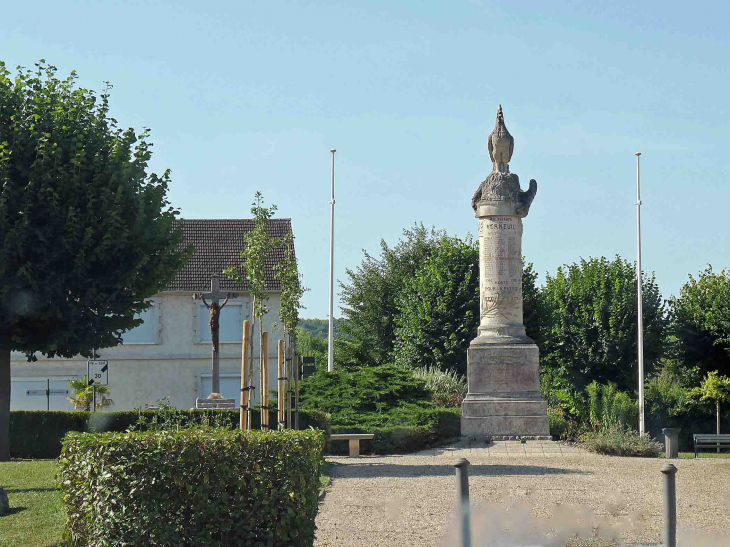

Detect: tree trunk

[718,400,721,453]
[0,348,11,461]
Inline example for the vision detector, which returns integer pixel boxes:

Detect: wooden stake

[262,332,269,429]
[286,341,292,429]
[294,353,300,430]
[240,320,250,431]
[278,340,284,430]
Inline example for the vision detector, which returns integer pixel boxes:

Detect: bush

[300,364,461,454]
[579,425,662,457]
[586,381,639,430]
[548,408,569,439]
[412,365,467,407]
[10,408,331,459]
[59,428,324,546]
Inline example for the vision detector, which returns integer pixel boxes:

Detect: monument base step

[461,396,547,417]
[461,415,550,437]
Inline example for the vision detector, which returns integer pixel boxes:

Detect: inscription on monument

[479,216,522,319]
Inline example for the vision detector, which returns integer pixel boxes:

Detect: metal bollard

[661,463,677,547]
[454,458,471,547]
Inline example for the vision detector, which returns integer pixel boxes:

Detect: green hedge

[10,408,331,459]
[59,428,324,546]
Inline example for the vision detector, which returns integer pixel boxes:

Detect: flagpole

[328,149,336,373]
[636,152,645,436]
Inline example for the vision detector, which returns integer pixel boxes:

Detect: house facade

[9,219,294,411]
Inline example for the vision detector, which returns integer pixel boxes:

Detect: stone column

[461,106,549,439]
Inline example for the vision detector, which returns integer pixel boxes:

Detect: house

[9,219,294,411]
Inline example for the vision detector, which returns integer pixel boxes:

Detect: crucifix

[194,275,238,395]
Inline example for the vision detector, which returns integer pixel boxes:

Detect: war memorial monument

[461,106,550,438]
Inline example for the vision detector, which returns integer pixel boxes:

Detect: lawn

[0,461,65,547]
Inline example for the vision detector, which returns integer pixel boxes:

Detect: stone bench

[331,433,374,457]
[195,398,236,409]
[694,434,730,457]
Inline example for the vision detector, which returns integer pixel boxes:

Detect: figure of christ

[200,295,229,353]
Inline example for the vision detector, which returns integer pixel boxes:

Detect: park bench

[693,434,730,457]
[331,433,374,457]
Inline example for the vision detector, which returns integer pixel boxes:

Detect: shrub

[9,408,331,459]
[300,364,461,454]
[412,365,467,407]
[586,381,638,430]
[548,408,569,439]
[579,425,662,457]
[59,428,324,546]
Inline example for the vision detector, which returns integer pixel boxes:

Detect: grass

[658,451,730,459]
[0,460,65,547]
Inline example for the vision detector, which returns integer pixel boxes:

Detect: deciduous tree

[0,61,189,460]
[540,256,666,395]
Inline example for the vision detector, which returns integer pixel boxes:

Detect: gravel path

[314,441,730,546]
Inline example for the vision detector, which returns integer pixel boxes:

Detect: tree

[224,192,279,418]
[392,234,479,375]
[689,371,730,435]
[67,377,113,411]
[296,327,328,371]
[0,61,189,460]
[338,225,452,368]
[339,223,543,371]
[671,266,730,378]
[540,256,666,395]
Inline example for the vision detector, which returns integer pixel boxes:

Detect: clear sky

[3,1,729,318]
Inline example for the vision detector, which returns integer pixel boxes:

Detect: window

[122,301,160,344]
[197,302,246,343]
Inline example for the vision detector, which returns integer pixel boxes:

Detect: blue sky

[3,1,729,318]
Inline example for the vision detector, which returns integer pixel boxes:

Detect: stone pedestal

[461,343,549,438]
[461,106,549,439]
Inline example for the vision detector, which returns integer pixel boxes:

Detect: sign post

[87,360,109,413]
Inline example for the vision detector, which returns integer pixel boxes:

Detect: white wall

[9,292,287,410]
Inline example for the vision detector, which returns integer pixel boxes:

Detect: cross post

[194,275,239,396]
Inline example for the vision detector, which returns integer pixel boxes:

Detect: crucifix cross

[194,275,239,396]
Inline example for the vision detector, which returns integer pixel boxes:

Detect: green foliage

[671,266,730,378]
[689,371,730,405]
[275,232,307,338]
[586,381,638,430]
[299,318,346,339]
[297,326,328,371]
[299,363,433,417]
[338,224,443,368]
[299,363,460,453]
[9,408,330,459]
[392,234,479,375]
[547,407,570,439]
[0,60,190,359]
[67,376,112,411]
[225,191,279,322]
[540,256,666,394]
[59,428,324,547]
[412,365,467,407]
[579,425,662,457]
[338,223,541,371]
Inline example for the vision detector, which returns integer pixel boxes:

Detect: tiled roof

[166,219,294,292]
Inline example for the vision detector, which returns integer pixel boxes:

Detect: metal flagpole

[328,149,336,372]
[635,152,645,436]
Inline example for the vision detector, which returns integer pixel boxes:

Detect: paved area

[314,441,730,546]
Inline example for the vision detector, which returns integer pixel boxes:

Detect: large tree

[337,224,443,368]
[392,234,478,375]
[540,256,666,395]
[339,224,542,372]
[0,61,189,460]
[671,266,730,378]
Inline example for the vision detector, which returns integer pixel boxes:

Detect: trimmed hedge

[10,408,331,459]
[59,428,324,546]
